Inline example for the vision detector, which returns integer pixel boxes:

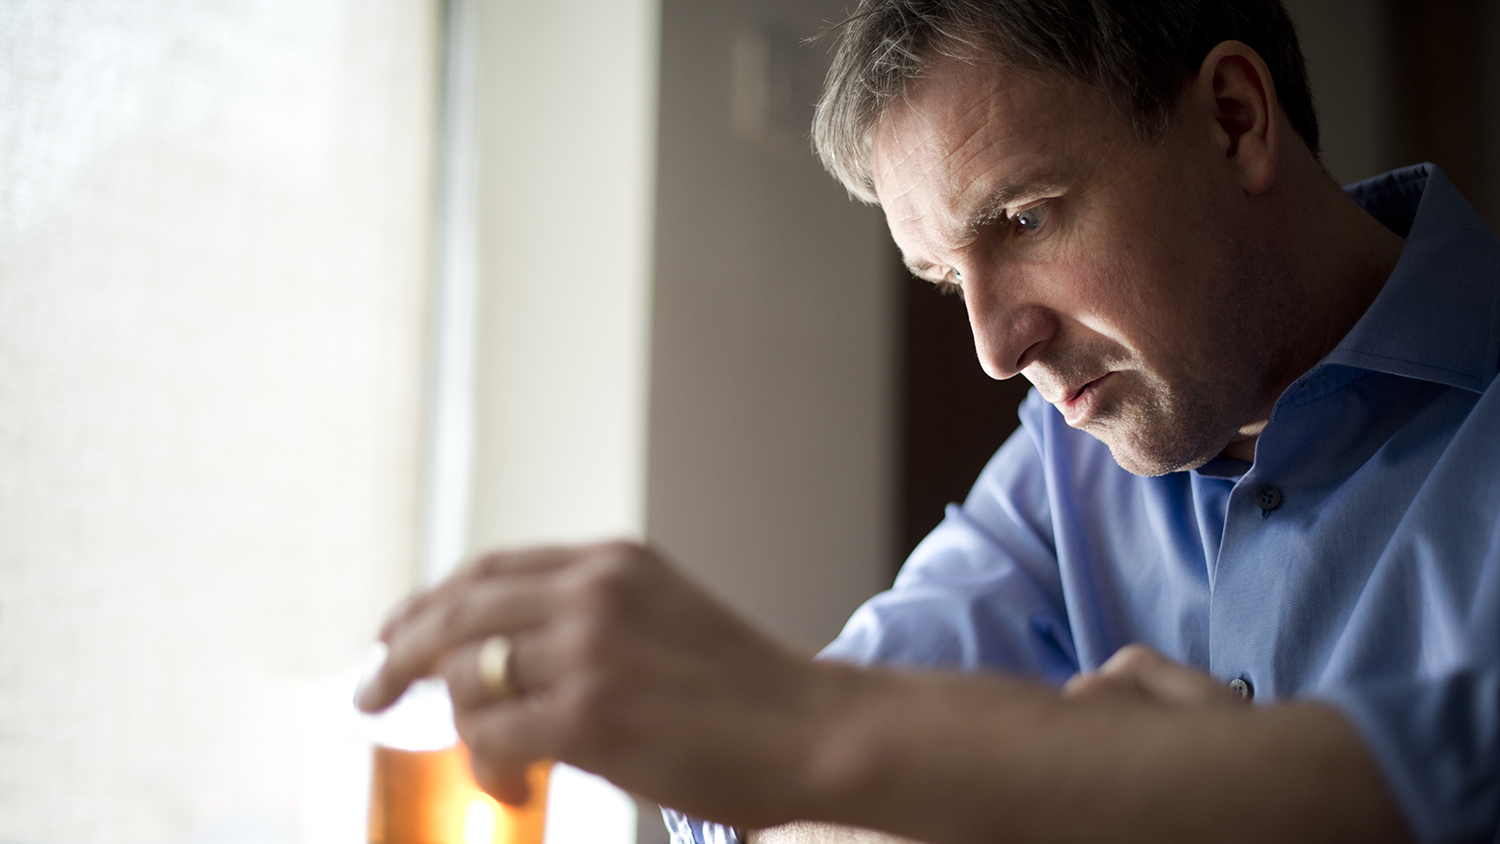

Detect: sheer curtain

[0,1,439,841]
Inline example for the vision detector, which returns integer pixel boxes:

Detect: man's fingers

[377,548,576,642]
[359,541,636,713]
[470,756,531,806]
[440,632,553,709]
[440,640,494,710]
[1061,670,1138,700]
[454,697,556,780]
[1065,644,1244,708]
[357,574,556,712]
[1104,645,1241,707]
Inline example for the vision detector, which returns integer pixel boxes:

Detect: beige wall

[0,2,439,841]
[647,0,898,651]
[468,0,661,551]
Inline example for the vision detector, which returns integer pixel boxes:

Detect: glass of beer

[364,678,550,844]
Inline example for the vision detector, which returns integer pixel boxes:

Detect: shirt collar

[1325,163,1500,393]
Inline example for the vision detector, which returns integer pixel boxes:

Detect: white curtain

[0,2,439,841]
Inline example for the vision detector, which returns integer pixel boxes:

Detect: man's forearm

[359,543,1412,842]
[774,662,1410,844]
[749,821,924,844]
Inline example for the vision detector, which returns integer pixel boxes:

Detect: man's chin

[1096,430,1219,477]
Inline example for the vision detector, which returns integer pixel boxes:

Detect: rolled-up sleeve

[821,415,1072,682]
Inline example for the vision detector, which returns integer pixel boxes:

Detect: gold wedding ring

[477,634,515,699]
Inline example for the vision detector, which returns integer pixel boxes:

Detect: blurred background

[2,1,1497,842]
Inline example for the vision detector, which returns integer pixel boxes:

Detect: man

[357,1,1500,841]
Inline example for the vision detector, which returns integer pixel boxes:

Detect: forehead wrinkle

[882,161,953,243]
[876,83,989,218]
[876,120,953,225]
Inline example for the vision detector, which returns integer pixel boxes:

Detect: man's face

[872,56,1284,475]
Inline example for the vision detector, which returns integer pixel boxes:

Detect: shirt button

[1229,677,1254,701]
[1254,485,1282,511]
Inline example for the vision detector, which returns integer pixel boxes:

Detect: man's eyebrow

[903,256,938,277]
[950,174,1064,240]
[902,171,1067,277]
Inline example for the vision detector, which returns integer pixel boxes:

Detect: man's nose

[964,282,1056,380]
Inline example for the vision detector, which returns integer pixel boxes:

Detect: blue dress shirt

[666,164,1500,844]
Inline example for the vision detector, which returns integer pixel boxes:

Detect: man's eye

[1013,204,1047,232]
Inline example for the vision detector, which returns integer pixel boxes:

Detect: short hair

[813,0,1319,203]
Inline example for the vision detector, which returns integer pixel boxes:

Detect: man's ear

[1189,40,1279,194]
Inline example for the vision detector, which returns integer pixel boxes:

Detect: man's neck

[1218,164,1407,464]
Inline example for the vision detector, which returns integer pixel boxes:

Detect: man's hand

[354,540,829,825]
[1062,643,1246,707]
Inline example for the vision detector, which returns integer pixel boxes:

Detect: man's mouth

[1059,373,1111,426]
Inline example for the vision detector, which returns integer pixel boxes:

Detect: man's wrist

[777,659,880,824]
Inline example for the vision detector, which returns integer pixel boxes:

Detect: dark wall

[1387,0,1500,225]
[896,271,1032,569]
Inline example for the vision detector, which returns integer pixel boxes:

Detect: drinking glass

[364,678,550,844]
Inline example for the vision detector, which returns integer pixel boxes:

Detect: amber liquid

[368,745,550,844]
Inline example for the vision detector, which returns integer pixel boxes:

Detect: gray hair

[813,0,1319,203]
